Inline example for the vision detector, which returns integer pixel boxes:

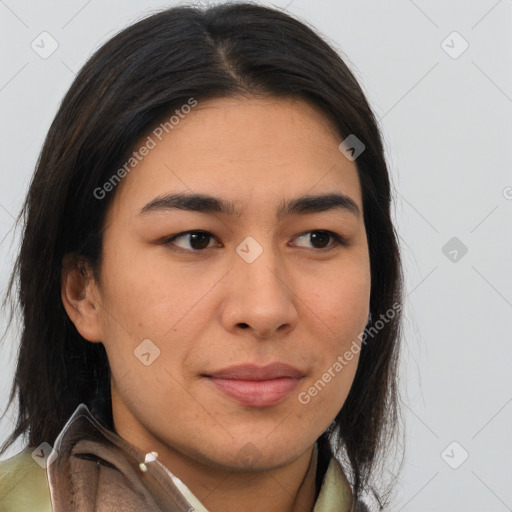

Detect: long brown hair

[1,2,404,507]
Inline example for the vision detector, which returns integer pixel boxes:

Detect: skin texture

[62,95,371,512]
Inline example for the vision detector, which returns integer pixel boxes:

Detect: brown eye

[292,230,346,250]
[163,231,216,251]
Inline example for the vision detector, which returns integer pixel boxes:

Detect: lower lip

[205,376,301,407]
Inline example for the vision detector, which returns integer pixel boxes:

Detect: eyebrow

[139,192,360,219]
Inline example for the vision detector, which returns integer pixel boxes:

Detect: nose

[219,241,299,340]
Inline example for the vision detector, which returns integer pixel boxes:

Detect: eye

[163,230,218,251]
[291,230,347,250]
[162,229,347,253]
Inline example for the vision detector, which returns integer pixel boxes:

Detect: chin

[213,439,304,473]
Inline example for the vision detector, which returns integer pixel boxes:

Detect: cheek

[298,262,369,404]
[96,259,208,396]
[99,241,209,340]
[304,267,370,340]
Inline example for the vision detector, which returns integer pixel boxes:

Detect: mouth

[203,363,304,408]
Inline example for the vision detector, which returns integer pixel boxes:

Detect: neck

[120,425,319,512]
[110,389,319,512]
[168,442,318,512]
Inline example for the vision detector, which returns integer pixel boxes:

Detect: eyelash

[161,230,347,252]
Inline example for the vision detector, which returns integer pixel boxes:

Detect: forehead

[109,95,363,219]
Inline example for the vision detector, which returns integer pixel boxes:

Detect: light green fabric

[0,448,352,511]
[313,458,352,511]
[0,449,52,512]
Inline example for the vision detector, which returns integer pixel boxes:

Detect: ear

[61,254,103,342]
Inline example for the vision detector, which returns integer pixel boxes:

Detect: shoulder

[0,448,53,512]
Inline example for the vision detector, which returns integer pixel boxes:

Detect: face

[67,95,371,472]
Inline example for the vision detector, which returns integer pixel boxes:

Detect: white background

[1,1,511,511]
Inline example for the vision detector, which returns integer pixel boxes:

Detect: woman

[0,2,403,511]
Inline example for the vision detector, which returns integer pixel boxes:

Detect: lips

[204,363,304,408]
[206,362,304,380]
